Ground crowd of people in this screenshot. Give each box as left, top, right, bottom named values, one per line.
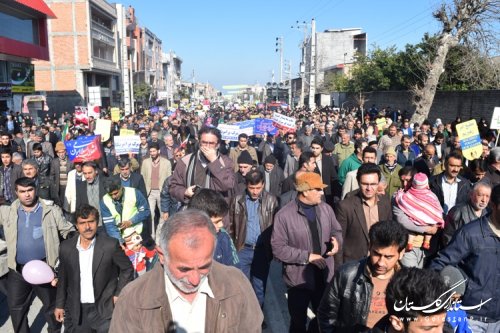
left=0, top=104, right=499, bottom=333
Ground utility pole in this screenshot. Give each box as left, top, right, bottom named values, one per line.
left=284, top=59, right=292, bottom=106
left=292, top=21, right=310, bottom=108
left=308, top=18, right=316, bottom=110
left=275, top=37, right=283, bottom=83
left=191, top=69, right=195, bottom=103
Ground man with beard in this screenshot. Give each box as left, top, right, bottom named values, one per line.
left=272, top=172, right=342, bottom=332
left=0, top=148, right=23, bottom=205
left=109, top=209, right=263, bottom=332
left=429, top=151, right=472, bottom=215
left=317, top=220, right=407, bottom=332
left=141, top=142, right=172, bottom=240
left=442, top=181, right=491, bottom=246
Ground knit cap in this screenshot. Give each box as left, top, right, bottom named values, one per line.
left=412, top=172, right=428, bottom=190
left=237, top=150, right=253, bottom=165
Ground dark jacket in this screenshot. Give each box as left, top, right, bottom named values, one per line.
left=0, top=164, right=23, bottom=203
left=442, top=201, right=490, bottom=247
left=271, top=199, right=343, bottom=289
left=160, top=176, right=179, bottom=217
left=316, top=154, right=338, bottom=197
left=112, top=172, right=147, bottom=200
left=484, top=165, right=500, bottom=187
left=429, top=173, right=472, bottom=213
left=109, top=262, right=263, bottom=333
left=258, top=165, right=285, bottom=197
left=395, top=144, right=416, bottom=166
left=75, top=174, right=107, bottom=211
left=430, top=216, right=500, bottom=321
left=229, top=191, right=278, bottom=252
left=56, top=233, right=134, bottom=324
left=335, top=192, right=392, bottom=266
left=317, top=258, right=375, bottom=333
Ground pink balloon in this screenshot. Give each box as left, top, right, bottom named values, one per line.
left=22, top=260, right=55, bottom=285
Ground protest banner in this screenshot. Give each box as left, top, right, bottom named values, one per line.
left=114, top=135, right=140, bottom=155
left=254, top=118, right=277, bottom=135
left=238, top=120, right=255, bottom=136
left=94, top=119, right=111, bottom=142
left=111, top=107, right=120, bottom=122
left=74, top=106, right=88, bottom=125
left=456, top=120, right=482, bottom=160
left=120, top=129, right=135, bottom=136
left=490, top=107, right=500, bottom=130
left=272, top=112, right=296, bottom=132
left=64, top=135, right=102, bottom=162
left=218, top=124, right=240, bottom=141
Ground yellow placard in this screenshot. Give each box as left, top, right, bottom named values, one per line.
left=144, top=110, right=149, bottom=116
left=95, top=119, right=112, bottom=142
left=120, top=129, right=135, bottom=136
left=375, top=118, right=386, bottom=131
left=111, top=108, right=121, bottom=122
left=456, top=119, right=482, bottom=160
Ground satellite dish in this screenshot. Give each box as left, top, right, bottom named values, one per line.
left=272, top=82, right=278, bottom=88
left=279, top=82, right=285, bottom=88
left=266, top=82, right=272, bottom=88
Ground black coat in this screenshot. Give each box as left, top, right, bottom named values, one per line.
left=75, top=174, right=107, bottom=211
left=55, top=233, right=133, bottom=324
left=111, top=172, right=147, bottom=199
left=429, top=173, right=471, bottom=213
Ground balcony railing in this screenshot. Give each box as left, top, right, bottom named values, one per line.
left=91, top=23, right=115, bottom=46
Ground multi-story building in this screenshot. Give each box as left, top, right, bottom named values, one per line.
left=133, top=27, right=163, bottom=108
left=303, top=26, right=367, bottom=107
left=34, top=0, right=167, bottom=113
left=34, top=0, right=122, bottom=112
left=161, top=51, right=182, bottom=106
left=0, top=0, right=55, bottom=116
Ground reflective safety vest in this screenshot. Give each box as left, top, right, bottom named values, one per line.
left=102, top=187, right=142, bottom=236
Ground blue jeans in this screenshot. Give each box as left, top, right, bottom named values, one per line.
left=238, top=246, right=270, bottom=308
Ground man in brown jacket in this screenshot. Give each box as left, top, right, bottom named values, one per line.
left=110, top=209, right=263, bottom=333
left=335, top=163, right=393, bottom=266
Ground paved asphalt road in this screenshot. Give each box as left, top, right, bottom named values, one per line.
left=0, top=261, right=301, bottom=332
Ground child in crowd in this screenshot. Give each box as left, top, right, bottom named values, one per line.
left=188, top=189, right=240, bottom=267
left=394, top=172, right=444, bottom=250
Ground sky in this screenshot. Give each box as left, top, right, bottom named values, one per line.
left=120, top=0, right=445, bottom=91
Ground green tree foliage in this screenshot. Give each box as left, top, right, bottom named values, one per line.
left=322, top=33, right=498, bottom=95
left=133, top=82, right=152, bottom=101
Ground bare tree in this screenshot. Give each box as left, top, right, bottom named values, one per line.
left=411, top=0, right=500, bottom=124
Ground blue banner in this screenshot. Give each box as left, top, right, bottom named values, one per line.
left=254, top=118, right=277, bottom=135
left=64, top=135, right=102, bottom=162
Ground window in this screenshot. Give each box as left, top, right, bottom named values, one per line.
left=0, top=10, right=39, bottom=44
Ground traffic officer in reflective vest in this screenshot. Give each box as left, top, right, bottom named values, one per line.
left=100, top=177, right=151, bottom=244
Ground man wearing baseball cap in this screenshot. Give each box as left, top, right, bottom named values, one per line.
left=272, top=172, right=343, bottom=332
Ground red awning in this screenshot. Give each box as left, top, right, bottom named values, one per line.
left=14, top=0, right=56, bottom=18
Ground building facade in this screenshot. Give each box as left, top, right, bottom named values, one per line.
left=303, top=26, right=367, bottom=108
left=34, top=0, right=122, bottom=112
left=0, top=0, right=55, bottom=116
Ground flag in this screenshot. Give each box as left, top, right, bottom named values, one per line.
left=61, top=122, right=70, bottom=142
left=64, top=135, right=102, bottom=162
left=180, top=134, right=190, bottom=149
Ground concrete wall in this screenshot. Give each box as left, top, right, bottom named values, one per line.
left=341, top=90, right=500, bottom=124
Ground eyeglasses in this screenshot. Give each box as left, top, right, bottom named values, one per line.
left=200, top=141, right=218, bottom=147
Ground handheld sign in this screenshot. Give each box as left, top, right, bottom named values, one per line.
left=456, top=120, right=482, bottom=161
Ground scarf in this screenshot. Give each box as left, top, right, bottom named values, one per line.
left=394, top=187, right=444, bottom=227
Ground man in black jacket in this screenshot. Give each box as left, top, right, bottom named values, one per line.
left=54, top=204, right=133, bottom=332
left=429, top=151, right=472, bottom=215
left=112, top=158, right=147, bottom=199
left=317, top=220, right=408, bottom=333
